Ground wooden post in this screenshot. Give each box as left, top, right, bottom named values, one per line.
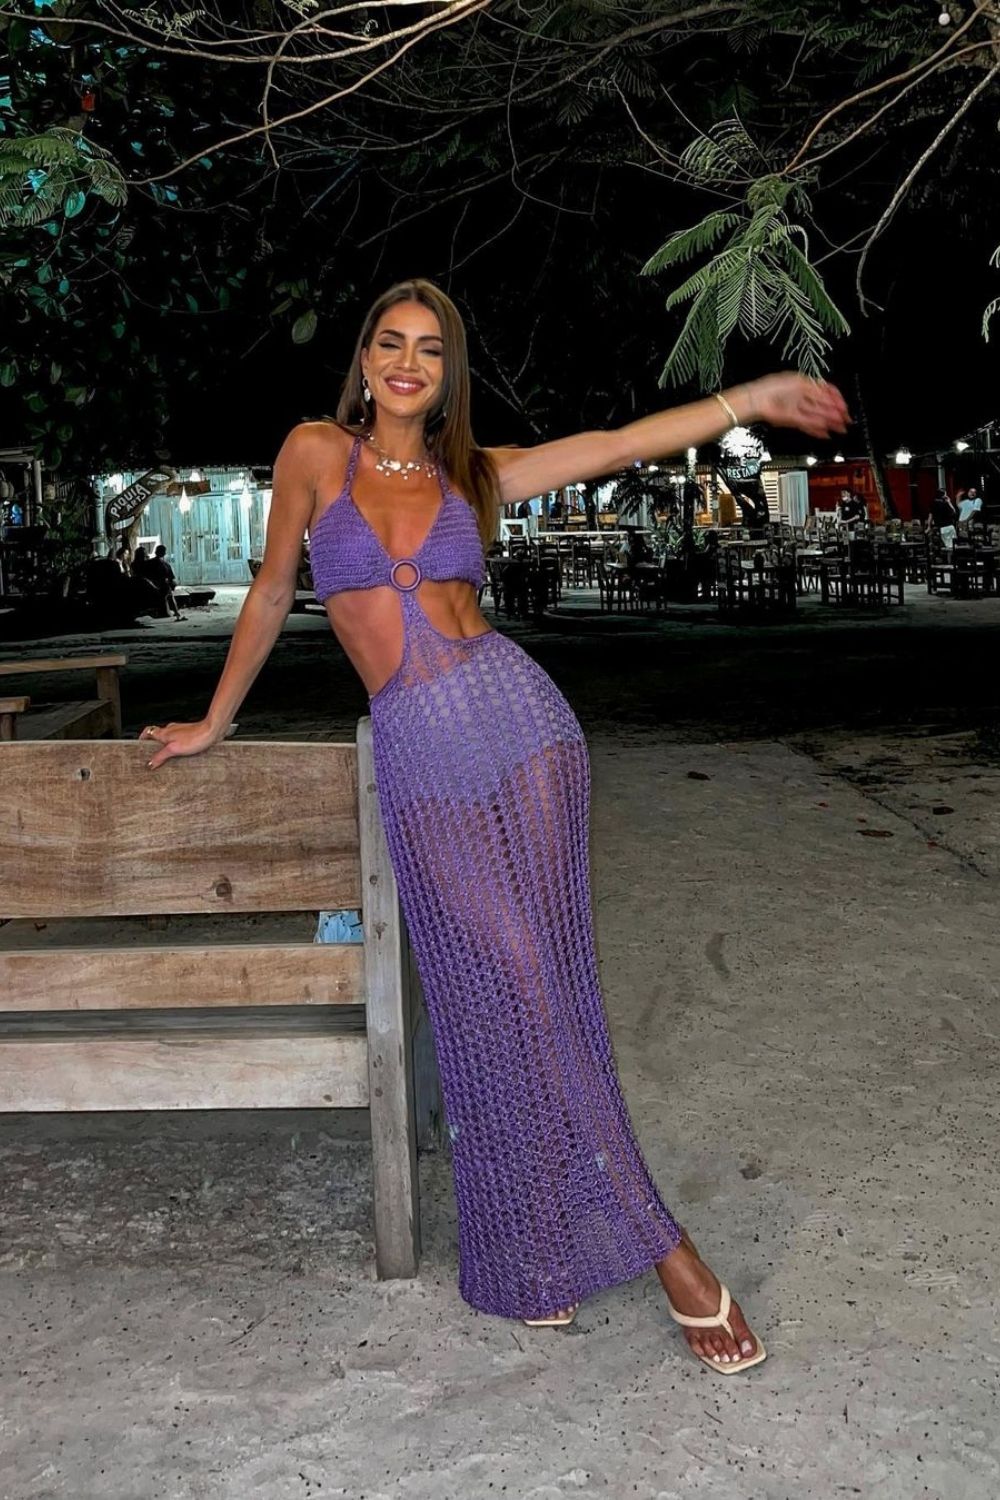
left=356, top=717, right=420, bottom=1279
left=95, top=665, right=122, bottom=736
left=0, top=696, right=28, bottom=742
left=405, top=927, right=442, bottom=1152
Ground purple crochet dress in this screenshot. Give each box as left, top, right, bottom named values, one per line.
left=311, top=436, right=681, bottom=1318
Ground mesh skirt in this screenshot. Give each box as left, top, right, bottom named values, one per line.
left=370, top=604, right=681, bottom=1318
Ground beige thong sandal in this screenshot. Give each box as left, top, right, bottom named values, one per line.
left=666, top=1283, right=767, bottom=1374
left=523, top=1304, right=578, bottom=1328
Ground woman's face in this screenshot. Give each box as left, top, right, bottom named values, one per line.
left=361, top=300, right=444, bottom=422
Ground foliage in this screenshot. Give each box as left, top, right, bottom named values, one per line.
left=1, top=0, right=997, bottom=480
left=643, top=150, right=850, bottom=388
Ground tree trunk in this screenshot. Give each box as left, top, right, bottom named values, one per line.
left=854, top=374, right=897, bottom=519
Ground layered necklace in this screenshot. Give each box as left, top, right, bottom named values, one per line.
left=365, top=432, right=435, bottom=481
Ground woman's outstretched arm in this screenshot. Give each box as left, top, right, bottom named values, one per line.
left=487, top=373, right=849, bottom=506
left=145, top=423, right=327, bottom=771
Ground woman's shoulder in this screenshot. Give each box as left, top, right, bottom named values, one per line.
left=275, top=422, right=358, bottom=490
left=281, top=419, right=356, bottom=460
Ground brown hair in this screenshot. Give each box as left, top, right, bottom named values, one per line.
left=335, top=279, right=499, bottom=546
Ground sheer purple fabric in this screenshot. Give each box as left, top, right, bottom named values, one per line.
left=312, top=437, right=681, bottom=1318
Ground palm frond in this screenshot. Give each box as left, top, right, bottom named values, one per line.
left=644, top=149, right=850, bottom=389
left=0, top=128, right=126, bottom=229
left=640, top=211, right=741, bottom=275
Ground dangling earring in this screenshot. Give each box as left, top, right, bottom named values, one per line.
left=362, top=377, right=372, bottom=404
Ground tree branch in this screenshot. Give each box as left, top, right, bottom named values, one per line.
left=856, top=60, right=1000, bottom=313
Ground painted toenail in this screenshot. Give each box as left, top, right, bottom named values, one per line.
left=713, top=1354, right=721, bottom=1362
left=721, top=1353, right=730, bottom=1363
left=741, top=1339, right=754, bottom=1354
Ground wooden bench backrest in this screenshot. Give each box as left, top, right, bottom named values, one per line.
left=0, top=739, right=360, bottom=919
left=0, top=730, right=426, bottom=1276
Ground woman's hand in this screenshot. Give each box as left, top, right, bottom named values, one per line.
left=141, top=719, right=226, bottom=771
left=742, top=373, right=850, bottom=438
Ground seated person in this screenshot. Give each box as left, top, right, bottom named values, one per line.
left=143, top=544, right=184, bottom=620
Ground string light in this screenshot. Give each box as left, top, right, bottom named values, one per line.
left=178, top=486, right=192, bottom=514
left=805, top=455, right=818, bottom=467
left=895, top=447, right=912, bottom=465
left=955, top=439, right=970, bottom=452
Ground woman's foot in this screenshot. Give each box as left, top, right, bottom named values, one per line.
left=523, top=1303, right=578, bottom=1328
left=655, top=1230, right=760, bottom=1367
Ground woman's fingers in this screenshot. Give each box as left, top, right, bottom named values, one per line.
left=146, top=741, right=175, bottom=771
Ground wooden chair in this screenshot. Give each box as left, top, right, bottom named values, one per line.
left=0, top=653, right=125, bottom=740
left=0, top=725, right=435, bottom=1279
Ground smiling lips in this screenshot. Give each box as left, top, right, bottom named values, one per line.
left=383, top=377, right=425, bottom=395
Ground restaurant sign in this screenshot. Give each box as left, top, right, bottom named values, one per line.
left=104, top=468, right=177, bottom=539
left=718, top=457, right=762, bottom=484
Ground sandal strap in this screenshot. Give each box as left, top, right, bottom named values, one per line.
left=666, top=1283, right=735, bottom=1338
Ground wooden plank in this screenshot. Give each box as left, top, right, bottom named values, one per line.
left=0, top=740, right=361, bottom=917
left=16, top=700, right=115, bottom=742
left=0, top=1032, right=369, bottom=1112
left=357, top=716, right=420, bottom=1279
left=0, top=653, right=128, bottom=677
left=0, top=943, right=365, bottom=1011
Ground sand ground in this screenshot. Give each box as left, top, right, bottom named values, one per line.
left=2, top=586, right=999, bottom=1499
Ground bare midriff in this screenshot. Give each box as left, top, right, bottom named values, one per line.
left=325, top=578, right=494, bottom=698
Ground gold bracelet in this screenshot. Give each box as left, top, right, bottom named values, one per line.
left=713, top=391, right=740, bottom=429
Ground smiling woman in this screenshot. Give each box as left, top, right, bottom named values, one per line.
left=142, top=277, right=845, bottom=1370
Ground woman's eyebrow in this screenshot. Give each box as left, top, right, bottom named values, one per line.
left=378, top=327, right=443, bottom=342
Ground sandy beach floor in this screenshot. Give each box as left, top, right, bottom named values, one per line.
left=2, top=586, right=999, bottom=1498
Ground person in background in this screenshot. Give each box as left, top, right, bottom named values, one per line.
left=930, top=489, right=959, bottom=550
left=837, top=489, right=865, bottom=534
left=549, top=493, right=564, bottom=521
left=114, top=542, right=132, bottom=575
left=836, top=489, right=853, bottom=531
left=145, top=543, right=184, bottom=620
left=958, top=487, right=983, bottom=526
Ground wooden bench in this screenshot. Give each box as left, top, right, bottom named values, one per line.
left=0, top=722, right=437, bottom=1278
left=0, top=695, right=30, bottom=741
left=0, top=652, right=126, bottom=740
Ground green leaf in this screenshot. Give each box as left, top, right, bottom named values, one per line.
left=185, top=292, right=199, bottom=313
left=291, top=309, right=317, bottom=344
left=0, top=362, right=17, bottom=388
left=63, top=190, right=86, bottom=219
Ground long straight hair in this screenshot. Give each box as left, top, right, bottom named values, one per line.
left=335, top=279, right=499, bottom=546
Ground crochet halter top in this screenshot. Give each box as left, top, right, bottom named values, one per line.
left=310, top=435, right=486, bottom=603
